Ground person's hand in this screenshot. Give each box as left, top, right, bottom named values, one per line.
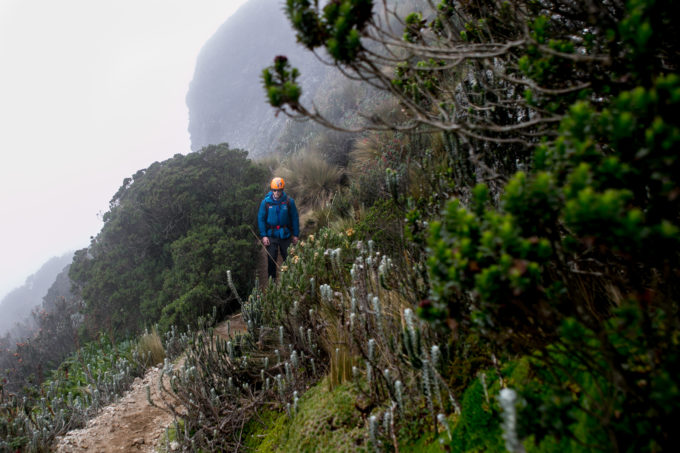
left=262, top=237, right=270, bottom=246
left=292, top=236, right=299, bottom=245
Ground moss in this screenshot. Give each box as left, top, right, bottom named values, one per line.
left=401, top=431, right=450, bottom=453
left=449, top=371, right=504, bottom=452
left=247, top=410, right=290, bottom=453
left=248, top=377, right=368, bottom=453
left=444, top=357, right=571, bottom=453
left=400, top=414, right=453, bottom=453
left=504, top=356, right=531, bottom=386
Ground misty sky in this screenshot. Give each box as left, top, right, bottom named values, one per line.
left=0, top=0, right=250, bottom=300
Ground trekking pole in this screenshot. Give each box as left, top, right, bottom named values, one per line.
left=248, top=226, right=280, bottom=272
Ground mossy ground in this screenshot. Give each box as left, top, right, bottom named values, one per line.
left=243, top=375, right=458, bottom=453
left=244, top=378, right=369, bottom=452
left=400, top=432, right=450, bottom=453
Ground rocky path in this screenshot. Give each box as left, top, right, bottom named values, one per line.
left=54, top=314, right=246, bottom=452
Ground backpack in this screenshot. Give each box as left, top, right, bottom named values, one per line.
left=265, top=199, right=292, bottom=235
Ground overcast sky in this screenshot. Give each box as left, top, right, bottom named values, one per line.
left=0, top=0, right=250, bottom=300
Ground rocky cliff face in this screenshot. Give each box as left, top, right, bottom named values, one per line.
left=186, top=0, right=331, bottom=157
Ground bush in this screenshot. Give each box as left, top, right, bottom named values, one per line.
left=70, top=144, right=267, bottom=338
left=425, top=61, right=680, bottom=453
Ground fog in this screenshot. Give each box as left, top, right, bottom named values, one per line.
left=0, top=0, right=250, bottom=301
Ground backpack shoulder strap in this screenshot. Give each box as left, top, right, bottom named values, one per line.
left=265, top=199, right=291, bottom=233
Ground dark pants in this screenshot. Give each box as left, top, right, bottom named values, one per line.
left=266, top=237, right=292, bottom=280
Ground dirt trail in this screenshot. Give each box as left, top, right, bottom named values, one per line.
left=54, top=313, right=246, bottom=452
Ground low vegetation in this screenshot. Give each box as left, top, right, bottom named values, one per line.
left=0, top=328, right=188, bottom=451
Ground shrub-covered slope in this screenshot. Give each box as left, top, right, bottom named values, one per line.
left=69, top=144, right=268, bottom=338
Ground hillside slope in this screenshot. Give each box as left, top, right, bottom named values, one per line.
left=0, top=252, right=73, bottom=336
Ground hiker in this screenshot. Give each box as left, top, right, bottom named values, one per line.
left=258, top=177, right=300, bottom=280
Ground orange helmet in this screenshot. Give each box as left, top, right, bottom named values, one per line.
left=270, top=177, right=285, bottom=190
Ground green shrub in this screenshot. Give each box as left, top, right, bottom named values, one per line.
left=425, top=69, right=680, bottom=453
left=70, top=145, right=267, bottom=338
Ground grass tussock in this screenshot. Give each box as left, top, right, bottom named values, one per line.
left=328, top=207, right=363, bottom=236
left=275, top=148, right=344, bottom=211
left=255, top=152, right=284, bottom=175
left=137, top=327, right=165, bottom=366
left=348, top=133, right=383, bottom=178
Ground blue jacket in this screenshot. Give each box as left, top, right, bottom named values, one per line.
left=258, top=191, right=300, bottom=239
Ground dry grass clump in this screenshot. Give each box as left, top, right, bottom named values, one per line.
left=275, top=148, right=344, bottom=210
left=137, top=327, right=165, bottom=366
left=254, top=152, right=283, bottom=174
left=306, top=129, right=355, bottom=166
left=348, top=133, right=383, bottom=178
left=350, top=128, right=442, bottom=203
left=328, top=208, right=362, bottom=235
